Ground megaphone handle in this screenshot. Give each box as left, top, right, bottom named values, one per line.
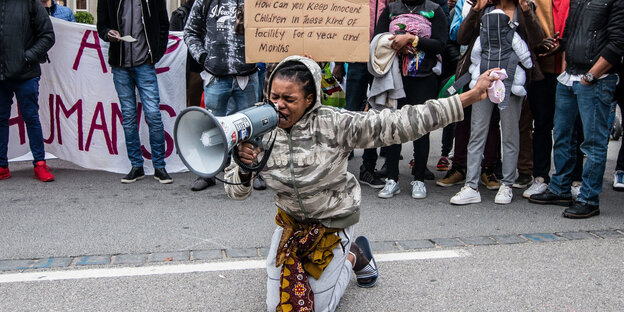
left=231, top=133, right=277, bottom=176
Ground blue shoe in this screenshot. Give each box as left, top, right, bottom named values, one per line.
left=354, top=236, right=378, bottom=288
left=614, top=170, right=624, bottom=191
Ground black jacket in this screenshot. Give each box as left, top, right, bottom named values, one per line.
left=97, top=0, right=170, bottom=67
left=562, top=0, right=624, bottom=75
left=0, top=0, right=55, bottom=81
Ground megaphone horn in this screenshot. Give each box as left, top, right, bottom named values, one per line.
left=173, top=103, right=279, bottom=178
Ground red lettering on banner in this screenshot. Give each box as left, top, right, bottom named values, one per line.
left=55, top=95, right=84, bottom=150
left=8, top=109, right=26, bottom=145
left=155, top=35, right=182, bottom=75
left=110, top=102, right=122, bottom=155
left=73, top=30, right=108, bottom=74
left=44, top=94, right=55, bottom=144
left=139, top=103, right=177, bottom=159
left=85, top=102, right=114, bottom=154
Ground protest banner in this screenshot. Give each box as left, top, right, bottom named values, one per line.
left=244, top=0, right=370, bottom=62
left=7, top=18, right=188, bottom=174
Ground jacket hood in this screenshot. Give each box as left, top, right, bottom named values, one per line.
left=267, top=55, right=323, bottom=123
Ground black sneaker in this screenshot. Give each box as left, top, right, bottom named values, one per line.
left=529, top=189, right=573, bottom=206
left=359, top=165, right=385, bottom=189
left=191, top=176, right=215, bottom=191
left=513, top=173, right=533, bottom=189
left=253, top=173, right=267, bottom=190
left=154, top=167, right=173, bottom=184
left=121, top=167, right=144, bottom=184
left=562, top=201, right=600, bottom=219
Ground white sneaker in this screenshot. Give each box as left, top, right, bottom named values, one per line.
left=495, top=184, right=513, bottom=204
left=450, top=186, right=481, bottom=205
left=522, top=177, right=548, bottom=198
left=378, top=179, right=400, bottom=198
left=411, top=181, right=427, bottom=199
left=571, top=181, right=582, bottom=199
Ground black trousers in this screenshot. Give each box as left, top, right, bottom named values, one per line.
left=385, top=75, right=438, bottom=182
left=616, top=77, right=624, bottom=171
left=527, top=74, right=557, bottom=182
left=345, top=62, right=381, bottom=168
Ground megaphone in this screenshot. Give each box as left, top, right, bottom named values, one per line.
left=173, top=103, right=279, bottom=178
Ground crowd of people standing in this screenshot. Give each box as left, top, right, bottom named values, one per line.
left=1, top=0, right=623, bottom=214
left=2, top=0, right=624, bottom=311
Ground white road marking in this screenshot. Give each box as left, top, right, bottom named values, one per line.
left=0, top=249, right=469, bottom=284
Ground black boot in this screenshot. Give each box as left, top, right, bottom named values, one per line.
left=562, top=201, right=600, bottom=219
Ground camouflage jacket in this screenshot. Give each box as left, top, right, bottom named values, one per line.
left=225, top=56, right=463, bottom=229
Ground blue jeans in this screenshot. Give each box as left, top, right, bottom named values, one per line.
left=112, top=64, right=166, bottom=168
left=204, top=74, right=259, bottom=117
left=550, top=75, right=618, bottom=205
left=0, top=77, right=45, bottom=167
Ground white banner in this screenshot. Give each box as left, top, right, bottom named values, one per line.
left=8, top=18, right=188, bottom=174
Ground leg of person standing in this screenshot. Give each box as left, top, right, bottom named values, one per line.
left=346, top=62, right=383, bottom=188
left=529, top=81, right=577, bottom=206
left=496, top=95, right=523, bottom=204
left=514, top=98, right=533, bottom=188
left=408, top=75, right=438, bottom=199
left=563, top=75, right=618, bottom=218
left=0, top=81, right=12, bottom=178
left=450, top=98, right=493, bottom=205
left=613, top=86, right=624, bottom=191
left=231, top=73, right=267, bottom=191
left=189, top=76, right=232, bottom=191
left=524, top=74, right=557, bottom=198
left=134, top=63, right=171, bottom=184
left=114, top=67, right=147, bottom=183
left=0, top=77, right=53, bottom=181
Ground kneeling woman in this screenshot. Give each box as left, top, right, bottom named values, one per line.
left=224, top=55, right=497, bottom=312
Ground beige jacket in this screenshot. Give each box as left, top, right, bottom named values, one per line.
left=225, top=56, right=464, bottom=229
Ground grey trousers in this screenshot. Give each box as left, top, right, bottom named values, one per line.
left=466, top=95, right=523, bottom=188
left=266, top=225, right=354, bottom=312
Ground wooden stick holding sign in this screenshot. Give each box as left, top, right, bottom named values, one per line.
left=244, top=0, right=370, bottom=63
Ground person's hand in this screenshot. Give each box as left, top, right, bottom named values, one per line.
left=447, top=0, right=458, bottom=10
left=468, top=0, right=488, bottom=11
left=389, top=34, right=415, bottom=51
left=332, top=63, right=345, bottom=82
left=107, top=30, right=121, bottom=42
left=237, top=142, right=260, bottom=165
left=399, top=45, right=415, bottom=55
left=459, top=68, right=501, bottom=106
left=580, top=76, right=592, bottom=86
left=536, top=32, right=561, bottom=57
left=473, top=68, right=500, bottom=100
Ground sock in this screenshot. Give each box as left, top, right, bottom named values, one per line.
left=350, top=243, right=370, bottom=272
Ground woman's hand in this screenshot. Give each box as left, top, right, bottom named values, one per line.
left=389, top=34, right=415, bottom=51
left=468, top=0, right=489, bottom=11
left=459, top=68, right=501, bottom=107
left=536, top=32, right=561, bottom=57
left=237, top=142, right=260, bottom=165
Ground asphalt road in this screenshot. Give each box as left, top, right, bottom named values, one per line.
left=1, top=129, right=623, bottom=311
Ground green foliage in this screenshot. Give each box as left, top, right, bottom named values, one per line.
left=74, top=11, right=94, bottom=25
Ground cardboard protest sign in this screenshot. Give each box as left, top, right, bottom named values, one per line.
left=245, top=0, right=370, bottom=62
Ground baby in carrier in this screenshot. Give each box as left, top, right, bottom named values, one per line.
left=468, top=8, right=532, bottom=109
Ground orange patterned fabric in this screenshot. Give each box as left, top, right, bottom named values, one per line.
left=274, top=210, right=342, bottom=312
